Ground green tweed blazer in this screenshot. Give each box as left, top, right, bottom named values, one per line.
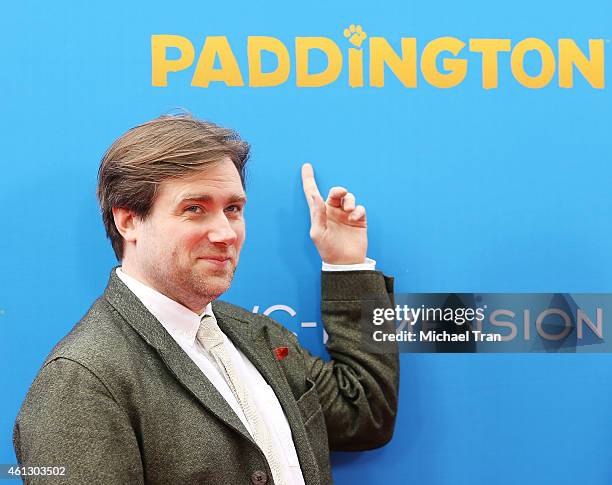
left=13, top=269, right=398, bottom=484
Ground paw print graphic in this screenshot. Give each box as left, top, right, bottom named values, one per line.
left=343, top=24, right=367, bottom=48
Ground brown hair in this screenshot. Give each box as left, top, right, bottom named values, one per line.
left=97, top=113, right=250, bottom=260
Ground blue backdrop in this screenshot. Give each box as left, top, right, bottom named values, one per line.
left=1, top=1, right=611, bottom=483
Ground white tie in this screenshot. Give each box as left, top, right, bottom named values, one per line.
left=196, top=314, right=289, bottom=485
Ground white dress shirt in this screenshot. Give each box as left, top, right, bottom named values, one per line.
left=116, top=258, right=375, bottom=484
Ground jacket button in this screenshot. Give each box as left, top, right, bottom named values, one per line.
left=251, top=470, right=268, bottom=484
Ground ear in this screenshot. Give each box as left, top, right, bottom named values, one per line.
left=112, top=207, right=140, bottom=244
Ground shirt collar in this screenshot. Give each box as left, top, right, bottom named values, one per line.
left=115, top=267, right=213, bottom=345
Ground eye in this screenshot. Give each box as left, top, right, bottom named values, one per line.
left=185, top=205, right=203, bottom=214
left=225, top=205, right=243, bottom=214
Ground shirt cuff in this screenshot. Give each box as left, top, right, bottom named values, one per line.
left=322, top=257, right=376, bottom=272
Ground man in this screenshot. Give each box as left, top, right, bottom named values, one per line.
left=13, top=114, right=399, bottom=484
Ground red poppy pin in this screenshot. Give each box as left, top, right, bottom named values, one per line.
left=274, top=346, right=289, bottom=361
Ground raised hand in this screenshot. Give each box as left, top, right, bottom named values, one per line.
left=301, top=163, right=368, bottom=265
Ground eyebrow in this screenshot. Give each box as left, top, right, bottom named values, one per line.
left=177, top=193, right=247, bottom=205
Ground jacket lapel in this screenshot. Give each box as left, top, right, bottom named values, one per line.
left=102, top=269, right=253, bottom=444
left=213, top=303, right=321, bottom=485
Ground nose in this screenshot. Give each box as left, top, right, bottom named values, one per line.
left=207, top=212, right=237, bottom=246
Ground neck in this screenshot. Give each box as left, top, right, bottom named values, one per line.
left=119, top=261, right=210, bottom=315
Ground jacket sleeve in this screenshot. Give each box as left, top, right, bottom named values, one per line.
left=13, top=357, right=144, bottom=484
left=299, top=270, right=399, bottom=451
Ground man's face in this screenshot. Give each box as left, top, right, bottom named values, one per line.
left=131, top=157, right=246, bottom=312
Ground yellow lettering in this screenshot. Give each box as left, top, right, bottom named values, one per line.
left=369, top=37, right=417, bottom=88
left=511, top=38, right=555, bottom=88
left=421, top=37, right=467, bottom=88
left=348, top=48, right=364, bottom=87
left=247, top=36, right=290, bottom=87
left=295, top=37, right=342, bottom=87
left=469, top=39, right=511, bottom=89
left=192, top=36, right=244, bottom=87
left=558, top=39, right=605, bottom=88
left=151, top=35, right=195, bottom=87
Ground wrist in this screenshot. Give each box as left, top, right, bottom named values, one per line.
left=322, top=257, right=376, bottom=272
left=323, top=258, right=366, bottom=265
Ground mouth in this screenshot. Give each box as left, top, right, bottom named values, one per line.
left=197, top=256, right=232, bottom=266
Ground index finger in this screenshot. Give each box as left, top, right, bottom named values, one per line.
left=301, top=163, right=323, bottom=202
